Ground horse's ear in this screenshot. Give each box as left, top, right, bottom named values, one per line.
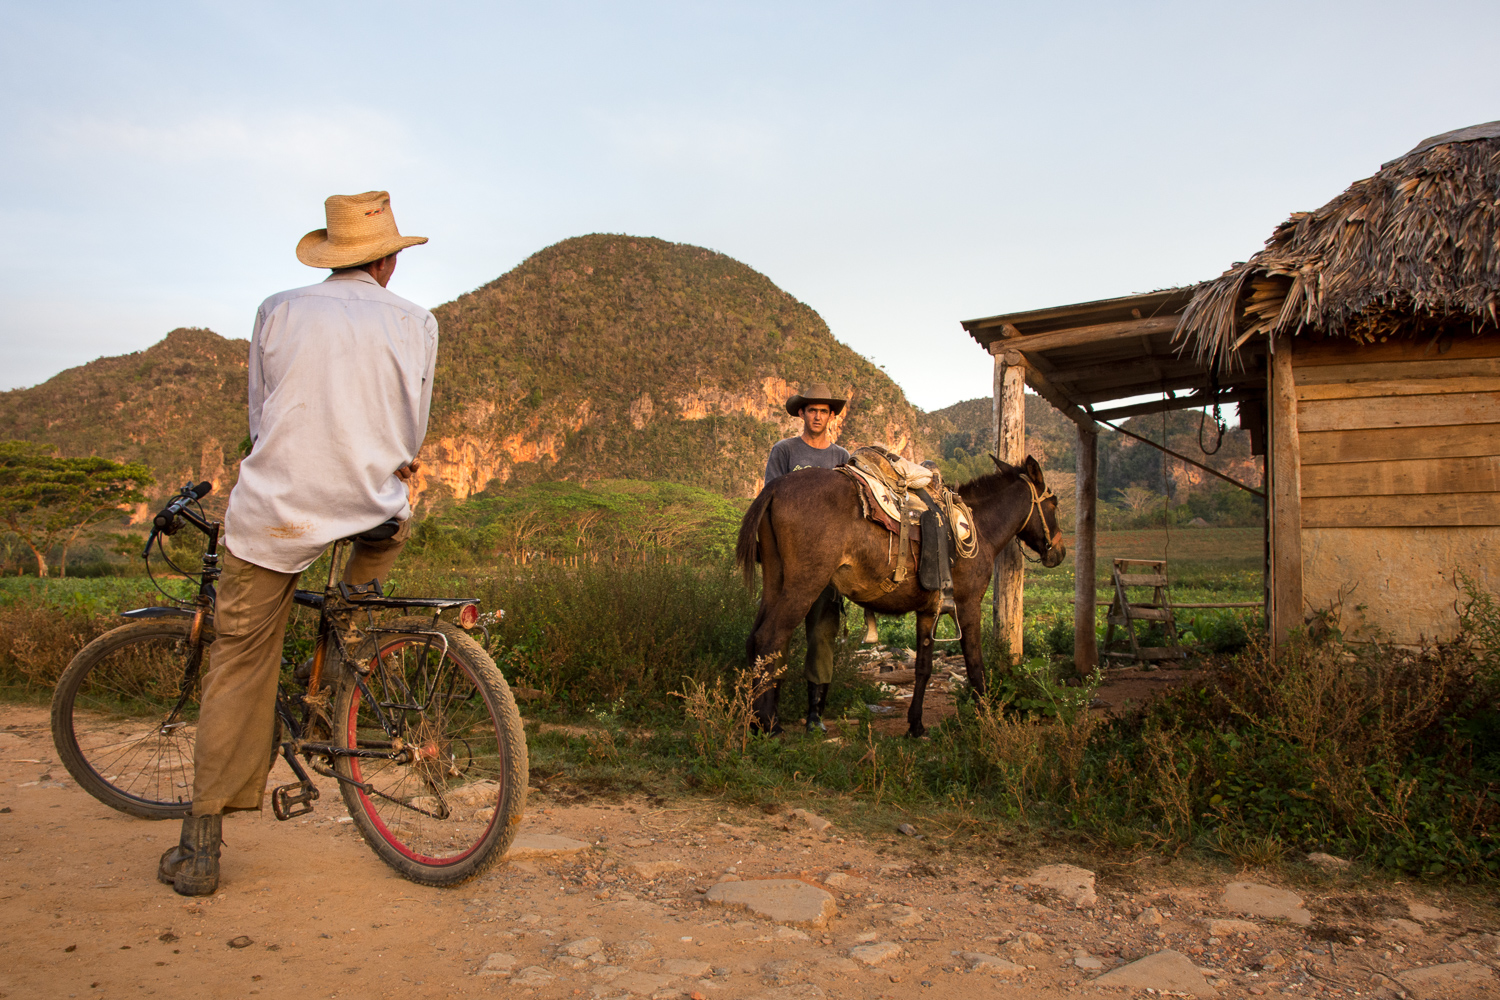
left=989, top=453, right=1003, bottom=471
left=1024, top=455, right=1045, bottom=485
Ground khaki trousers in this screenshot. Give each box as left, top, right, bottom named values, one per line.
left=191, top=521, right=409, bottom=816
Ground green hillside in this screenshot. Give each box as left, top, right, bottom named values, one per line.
left=423, top=234, right=935, bottom=499
left=0, top=327, right=249, bottom=515
left=0, top=235, right=938, bottom=511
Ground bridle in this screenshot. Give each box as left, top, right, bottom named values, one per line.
left=1017, top=474, right=1057, bottom=564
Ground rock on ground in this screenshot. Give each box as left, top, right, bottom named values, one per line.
left=477, top=952, right=516, bottom=976
left=1387, top=917, right=1426, bottom=938
left=1305, top=851, right=1351, bottom=870
left=1094, top=949, right=1219, bottom=998
left=704, top=879, right=838, bottom=928
left=561, top=936, right=603, bottom=957
left=1408, top=902, right=1456, bottom=923
left=606, top=970, right=676, bottom=995
left=849, top=942, right=903, bottom=966
left=1397, top=961, right=1496, bottom=991
left=1022, top=864, right=1097, bottom=908
left=664, top=958, right=712, bottom=976
left=955, top=951, right=1024, bottom=974
left=790, top=808, right=832, bottom=832
left=628, top=860, right=685, bottom=879
left=1221, top=881, right=1312, bottom=926
left=822, top=871, right=870, bottom=892
left=511, top=966, right=555, bottom=986
left=505, top=833, right=592, bottom=860
left=886, top=904, right=923, bottom=927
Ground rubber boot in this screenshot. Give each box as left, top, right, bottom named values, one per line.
left=157, top=814, right=222, bottom=897
left=805, top=682, right=827, bottom=734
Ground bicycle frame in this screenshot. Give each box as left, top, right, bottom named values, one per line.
left=135, top=484, right=485, bottom=822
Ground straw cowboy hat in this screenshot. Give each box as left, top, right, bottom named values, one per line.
left=784, top=381, right=847, bottom=417
left=295, top=191, right=428, bottom=269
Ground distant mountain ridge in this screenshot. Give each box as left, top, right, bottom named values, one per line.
left=0, top=235, right=940, bottom=511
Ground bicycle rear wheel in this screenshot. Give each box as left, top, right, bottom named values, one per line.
left=51, top=618, right=207, bottom=819
left=333, top=617, right=527, bottom=886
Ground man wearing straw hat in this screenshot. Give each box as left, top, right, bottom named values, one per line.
left=157, top=191, right=436, bottom=896
left=762, top=382, right=849, bottom=734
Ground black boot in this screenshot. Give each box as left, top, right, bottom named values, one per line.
left=806, top=682, right=827, bottom=734
left=157, top=814, right=222, bottom=897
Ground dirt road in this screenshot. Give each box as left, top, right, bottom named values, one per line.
left=2, top=705, right=1496, bottom=1000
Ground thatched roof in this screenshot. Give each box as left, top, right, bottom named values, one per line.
left=1176, top=121, right=1500, bottom=366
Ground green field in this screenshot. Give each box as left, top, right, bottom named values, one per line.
left=7, top=524, right=1497, bottom=882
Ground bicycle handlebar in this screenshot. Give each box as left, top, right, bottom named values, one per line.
left=152, top=481, right=213, bottom=532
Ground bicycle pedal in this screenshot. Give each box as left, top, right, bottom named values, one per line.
left=271, top=781, right=320, bottom=820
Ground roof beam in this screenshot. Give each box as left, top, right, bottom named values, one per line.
left=990, top=349, right=1098, bottom=433
left=1089, top=387, right=1262, bottom=422
left=984, top=314, right=1180, bottom=354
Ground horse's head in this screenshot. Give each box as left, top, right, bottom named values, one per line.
left=1015, top=455, right=1066, bottom=568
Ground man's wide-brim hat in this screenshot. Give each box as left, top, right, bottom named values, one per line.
left=785, top=381, right=847, bottom=417
left=295, top=191, right=428, bottom=269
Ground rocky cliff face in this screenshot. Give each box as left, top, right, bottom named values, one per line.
left=1, top=235, right=938, bottom=506
left=414, top=234, right=935, bottom=501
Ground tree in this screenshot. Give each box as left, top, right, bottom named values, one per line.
left=1115, top=485, right=1164, bottom=517
left=0, top=441, right=154, bottom=577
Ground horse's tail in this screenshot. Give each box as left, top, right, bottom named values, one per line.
left=736, top=486, right=776, bottom=588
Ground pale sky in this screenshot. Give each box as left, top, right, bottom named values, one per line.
left=2, top=1, right=1496, bottom=411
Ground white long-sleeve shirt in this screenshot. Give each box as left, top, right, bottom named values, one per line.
left=224, top=269, right=438, bottom=573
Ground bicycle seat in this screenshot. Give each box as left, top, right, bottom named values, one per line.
left=345, top=518, right=401, bottom=543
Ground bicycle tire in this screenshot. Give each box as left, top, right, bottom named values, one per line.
left=332, top=617, right=527, bottom=886
left=51, top=618, right=209, bottom=820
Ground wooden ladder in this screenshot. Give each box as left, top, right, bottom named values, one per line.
left=1103, top=558, right=1187, bottom=665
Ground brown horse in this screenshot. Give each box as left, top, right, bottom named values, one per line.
left=735, top=456, right=1066, bottom=737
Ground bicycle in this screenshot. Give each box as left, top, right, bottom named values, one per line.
left=50, top=481, right=528, bottom=886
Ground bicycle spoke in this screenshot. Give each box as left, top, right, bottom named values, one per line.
left=335, top=619, right=522, bottom=881
left=54, top=621, right=201, bottom=816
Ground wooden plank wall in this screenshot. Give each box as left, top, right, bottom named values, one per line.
left=1293, top=336, right=1500, bottom=642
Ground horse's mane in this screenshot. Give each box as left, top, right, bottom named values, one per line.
left=954, top=464, right=1023, bottom=501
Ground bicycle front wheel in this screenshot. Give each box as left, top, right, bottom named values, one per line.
left=51, top=618, right=207, bottom=819
left=333, top=617, right=527, bottom=886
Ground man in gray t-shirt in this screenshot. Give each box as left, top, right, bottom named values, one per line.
left=763, top=381, right=850, bottom=733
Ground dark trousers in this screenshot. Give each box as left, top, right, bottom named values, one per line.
left=795, top=584, right=840, bottom=685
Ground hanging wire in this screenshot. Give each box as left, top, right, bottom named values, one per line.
left=1199, top=362, right=1226, bottom=456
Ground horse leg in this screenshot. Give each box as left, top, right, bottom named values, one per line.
left=958, top=598, right=986, bottom=697
left=906, top=608, right=938, bottom=738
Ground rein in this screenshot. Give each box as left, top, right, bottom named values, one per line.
left=1016, top=474, right=1056, bottom=564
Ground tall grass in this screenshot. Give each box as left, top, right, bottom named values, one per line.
left=6, top=542, right=1498, bottom=881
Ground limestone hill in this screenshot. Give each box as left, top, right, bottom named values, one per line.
left=0, top=235, right=938, bottom=509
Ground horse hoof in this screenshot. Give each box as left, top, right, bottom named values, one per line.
left=904, top=727, right=925, bottom=740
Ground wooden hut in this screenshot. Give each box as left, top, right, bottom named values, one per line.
left=1176, top=120, right=1500, bottom=646
left=963, top=121, right=1500, bottom=658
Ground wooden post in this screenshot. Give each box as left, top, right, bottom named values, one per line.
left=1074, top=425, right=1098, bottom=670
left=1268, top=336, right=1304, bottom=648
left=993, top=350, right=1026, bottom=662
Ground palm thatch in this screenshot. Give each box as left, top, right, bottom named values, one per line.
left=1176, top=121, right=1500, bottom=367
